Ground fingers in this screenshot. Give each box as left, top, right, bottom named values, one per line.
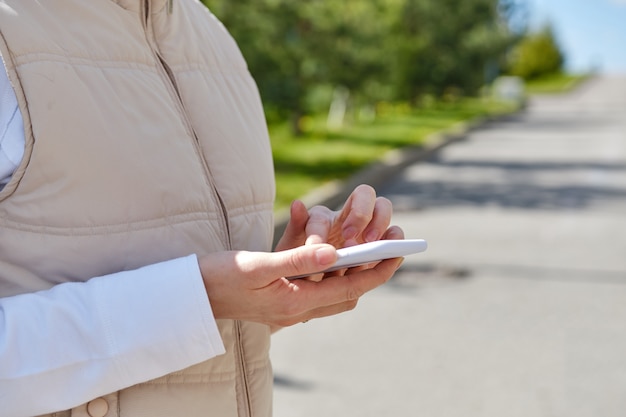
left=285, top=185, right=397, bottom=251
left=338, top=184, right=376, bottom=245
left=283, top=256, right=403, bottom=325
left=304, top=205, right=334, bottom=245
left=362, top=196, right=393, bottom=242
left=305, top=185, right=378, bottom=247
left=301, top=256, right=401, bottom=306
left=382, top=225, right=405, bottom=240
left=285, top=299, right=360, bottom=325
left=338, top=184, right=393, bottom=246
left=305, top=184, right=394, bottom=248
left=274, top=200, right=310, bottom=252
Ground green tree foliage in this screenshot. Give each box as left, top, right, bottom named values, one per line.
left=201, top=0, right=525, bottom=129
left=390, top=0, right=519, bottom=101
left=202, top=0, right=391, bottom=131
left=202, top=0, right=309, bottom=126
left=506, top=25, right=564, bottom=80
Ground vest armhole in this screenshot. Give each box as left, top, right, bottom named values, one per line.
left=0, top=30, right=34, bottom=201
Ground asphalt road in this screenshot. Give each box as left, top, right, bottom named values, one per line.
left=271, top=76, right=626, bottom=417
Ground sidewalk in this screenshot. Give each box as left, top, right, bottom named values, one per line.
left=270, top=76, right=626, bottom=417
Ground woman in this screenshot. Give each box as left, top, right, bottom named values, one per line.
left=0, top=1, right=404, bottom=416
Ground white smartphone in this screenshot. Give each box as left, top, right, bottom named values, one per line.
left=287, top=239, right=427, bottom=279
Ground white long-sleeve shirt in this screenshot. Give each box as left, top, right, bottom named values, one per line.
left=0, top=57, right=225, bottom=417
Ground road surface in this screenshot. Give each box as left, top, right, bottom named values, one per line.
left=271, top=76, right=626, bottom=417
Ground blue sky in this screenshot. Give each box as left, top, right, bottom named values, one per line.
left=527, top=0, right=626, bottom=74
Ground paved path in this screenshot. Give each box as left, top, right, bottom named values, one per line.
left=271, top=76, right=626, bottom=417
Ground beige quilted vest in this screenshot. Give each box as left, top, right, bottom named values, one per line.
left=0, top=0, right=275, bottom=416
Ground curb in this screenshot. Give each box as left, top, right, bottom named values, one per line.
left=272, top=113, right=510, bottom=246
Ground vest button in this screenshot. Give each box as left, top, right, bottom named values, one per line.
left=86, top=397, right=109, bottom=417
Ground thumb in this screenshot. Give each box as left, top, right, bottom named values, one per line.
left=250, top=244, right=338, bottom=281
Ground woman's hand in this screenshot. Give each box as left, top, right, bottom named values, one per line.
left=198, top=243, right=403, bottom=327
left=275, top=184, right=402, bottom=251
left=275, top=184, right=404, bottom=282
left=198, top=184, right=405, bottom=328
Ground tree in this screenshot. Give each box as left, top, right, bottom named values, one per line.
left=201, top=0, right=525, bottom=125
left=506, top=24, right=564, bottom=80
left=390, top=0, right=520, bottom=102
left=203, top=0, right=391, bottom=134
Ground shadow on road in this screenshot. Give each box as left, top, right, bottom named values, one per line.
left=386, top=155, right=626, bottom=211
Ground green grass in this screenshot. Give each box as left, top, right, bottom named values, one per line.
left=270, top=97, right=518, bottom=210
left=524, top=72, right=589, bottom=95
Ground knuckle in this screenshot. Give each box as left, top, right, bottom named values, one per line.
left=309, top=215, right=332, bottom=228
left=351, top=207, right=373, bottom=223
left=309, top=205, right=332, bottom=219
left=286, top=251, right=304, bottom=272
left=306, top=207, right=333, bottom=229
left=346, top=285, right=364, bottom=301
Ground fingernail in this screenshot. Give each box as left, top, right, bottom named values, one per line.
left=315, top=246, right=336, bottom=266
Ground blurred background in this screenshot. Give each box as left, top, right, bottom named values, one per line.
left=202, top=0, right=624, bottom=210
left=201, top=1, right=626, bottom=416
left=528, top=0, right=626, bottom=75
